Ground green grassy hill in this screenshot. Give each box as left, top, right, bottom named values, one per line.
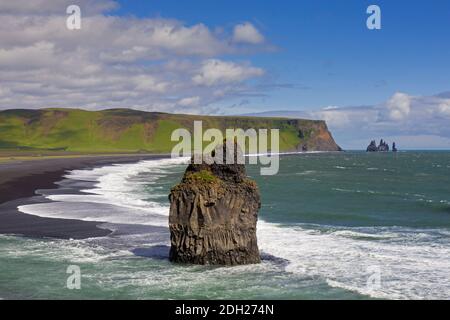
left=0, top=108, right=341, bottom=153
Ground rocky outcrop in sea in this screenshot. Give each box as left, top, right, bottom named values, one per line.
left=168, top=142, right=261, bottom=265
left=367, top=139, right=397, bottom=152
left=392, top=142, right=398, bottom=152
left=366, top=140, right=378, bottom=152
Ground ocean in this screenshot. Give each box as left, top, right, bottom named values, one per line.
left=0, top=151, right=449, bottom=299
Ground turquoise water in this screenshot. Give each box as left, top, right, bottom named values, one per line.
left=1, top=152, right=449, bottom=299
left=257, top=152, right=450, bottom=228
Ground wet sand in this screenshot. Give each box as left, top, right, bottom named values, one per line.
left=0, top=154, right=169, bottom=239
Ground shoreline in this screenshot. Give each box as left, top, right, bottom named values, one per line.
left=0, top=154, right=170, bottom=239
left=0, top=151, right=337, bottom=240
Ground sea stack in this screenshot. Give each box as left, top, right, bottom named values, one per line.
left=366, top=139, right=393, bottom=152
left=366, top=140, right=378, bottom=152
left=392, top=142, right=398, bottom=152
left=168, top=142, right=261, bottom=265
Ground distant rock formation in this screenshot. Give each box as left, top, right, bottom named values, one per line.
left=392, top=142, right=398, bottom=152
left=366, top=139, right=397, bottom=152
left=377, top=139, right=390, bottom=152
left=168, top=142, right=261, bottom=265
left=366, top=140, right=378, bottom=152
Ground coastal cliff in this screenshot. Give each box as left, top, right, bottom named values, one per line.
left=292, top=120, right=342, bottom=152
left=0, top=109, right=341, bottom=153
left=168, top=143, right=261, bottom=265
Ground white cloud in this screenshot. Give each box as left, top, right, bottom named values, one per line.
left=0, top=41, right=56, bottom=69
left=386, top=92, right=411, bottom=121
left=307, top=92, right=450, bottom=149
left=0, top=15, right=230, bottom=59
left=233, top=22, right=265, bottom=44
left=178, top=96, right=200, bottom=107
left=312, top=109, right=351, bottom=128
left=256, top=91, right=450, bottom=149
left=132, top=75, right=169, bottom=93
left=438, top=101, right=450, bottom=116
left=192, top=59, right=264, bottom=86
left=0, top=0, right=269, bottom=113
left=0, top=0, right=118, bottom=15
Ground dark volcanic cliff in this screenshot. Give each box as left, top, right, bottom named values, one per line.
left=168, top=143, right=261, bottom=265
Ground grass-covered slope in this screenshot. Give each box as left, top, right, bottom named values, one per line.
left=0, top=108, right=341, bottom=153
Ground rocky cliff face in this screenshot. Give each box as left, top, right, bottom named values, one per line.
left=168, top=143, right=261, bottom=265
left=292, top=120, right=342, bottom=152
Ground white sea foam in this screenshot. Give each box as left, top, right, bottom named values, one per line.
left=16, top=156, right=450, bottom=299
left=257, top=221, right=450, bottom=299
left=295, top=170, right=317, bottom=176
left=18, top=157, right=189, bottom=227
left=0, top=233, right=136, bottom=263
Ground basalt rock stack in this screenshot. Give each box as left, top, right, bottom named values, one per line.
left=366, top=139, right=396, bottom=152
left=168, top=142, right=261, bottom=265
left=366, top=140, right=378, bottom=152
left=392, top=142, right=398, bottom=152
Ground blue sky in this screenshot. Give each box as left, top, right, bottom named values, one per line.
left=1, top=0, right=450, bottom=149
left=115, top=0, right=450, bottom=111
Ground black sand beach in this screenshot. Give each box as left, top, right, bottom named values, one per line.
left=0, top=155, right=169, bottom=239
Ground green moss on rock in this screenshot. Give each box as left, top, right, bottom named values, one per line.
left=184, top=170, right=218, bottom=183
